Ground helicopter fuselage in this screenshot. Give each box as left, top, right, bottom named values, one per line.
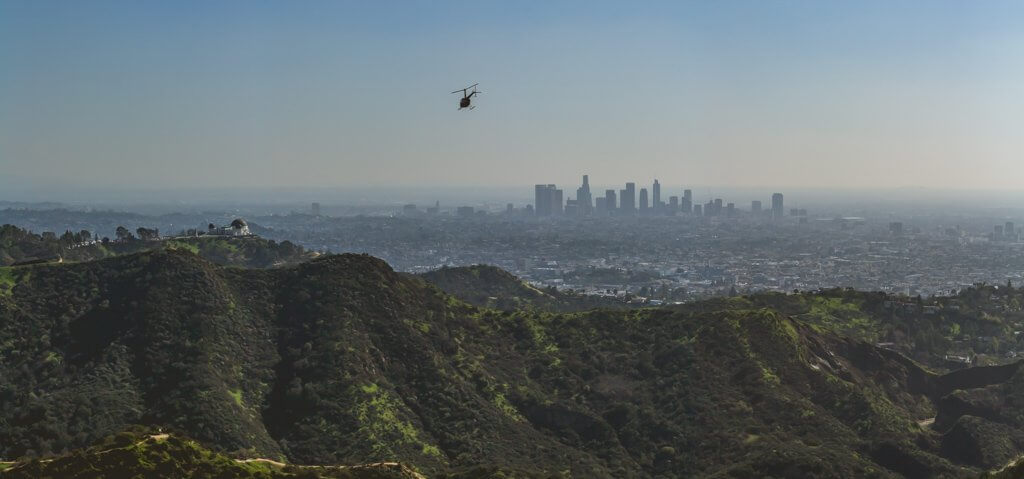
left=453, top=84, right=479, bottom=110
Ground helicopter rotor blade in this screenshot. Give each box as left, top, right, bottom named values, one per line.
left=451, top=83, right=478, bottom=94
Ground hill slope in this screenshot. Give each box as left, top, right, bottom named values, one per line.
left=418, top=264, right=629, bottom=312
left=0, top=250, right=1020, bottom=477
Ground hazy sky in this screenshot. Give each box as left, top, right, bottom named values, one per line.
left=2, top=1, right=1023, bottom=192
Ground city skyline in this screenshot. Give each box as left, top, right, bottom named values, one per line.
left=531, top=175, right=785, bottom=218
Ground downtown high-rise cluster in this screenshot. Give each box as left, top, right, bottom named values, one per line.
left=535, top=176, right=790, bottom=219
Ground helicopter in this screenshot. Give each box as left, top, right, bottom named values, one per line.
left=452, top=83, right=480, bottom=110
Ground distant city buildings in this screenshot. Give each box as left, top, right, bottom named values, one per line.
left=311, top=202, right=321, bottom=216
left=772, top=193, right=784, bottom=219
left=621, top=182, right=636, bottom=214
left=576, top=175, right=593, bottom=216
left=529, top=176, right=795, bottom=222
left=991, top=222, right=1021, bottom=242
left=534, top=184, right=563, bottom=217
left=652, top=179, right=662, bottom=212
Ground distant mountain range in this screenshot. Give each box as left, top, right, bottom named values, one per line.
left=1, top=249, right=1024, bottom=477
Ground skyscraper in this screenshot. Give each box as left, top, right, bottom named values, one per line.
left=652, top=179, right=661, bottom=212
left=535, top=184, right=558, bottom=216
left=535, top=184, right=549, bottom=216
left=771, top=193, right=784, bottom=219
left=576, top=175, right=593, bottom=216
left=553, top=188, right=564, bottom=215
left=620, top=182, right=636, bottom=214
left=605, top=189, right=617, bottom=212
left=692, top=204, right=703, bottom=216
left=564, top=199, right=578, bottom=216
left=639, top=188, right=649, bottom=214
left=751, top=200, right=761, bottom=213
left=668, top=196, right=679, bottom=214
left=682, top=189, right=693, bottom=214
left=705, top=200, right=715, bottom=216
left=1006, top=222, right=1016, bottom=240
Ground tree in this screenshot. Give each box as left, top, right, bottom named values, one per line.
left=136, top=227, right=159, bottom=241
left=278, top=240, right=298, bottom=258
left=115, top=226, right=131, bottom=241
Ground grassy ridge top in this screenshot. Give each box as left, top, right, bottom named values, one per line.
left=0, top=428, right=425, bottom=479
left=0, top=223, right=313, bottom=268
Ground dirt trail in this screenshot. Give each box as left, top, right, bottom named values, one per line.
left=1, top=434, right=425, bottom=478
left=917, top=417, right=935, bottom=427
left=236, top=457, right=287, bottom=468
left=230, top=458, right=428, bottom=479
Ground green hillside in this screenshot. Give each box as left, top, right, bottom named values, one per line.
left=417, top=264, right=631, bottom=312
left=0, top=250, right=1022, bottom=477
left=423, top=264, right=1024, bottom=374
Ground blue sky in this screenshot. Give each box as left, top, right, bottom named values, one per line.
left=1, top=1, right=1022, bottom=191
